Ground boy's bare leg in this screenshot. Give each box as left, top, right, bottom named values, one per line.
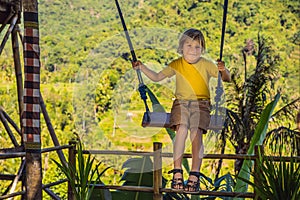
left=190, top=128, right=204, bottom=171
left=172, top=125, right=188, bottom=189
left=186, top=128, right=203, bottom=191
left=173, top=125, right=188, bottom=168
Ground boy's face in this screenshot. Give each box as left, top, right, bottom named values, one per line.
left=182, top=39, right=202, bottom=64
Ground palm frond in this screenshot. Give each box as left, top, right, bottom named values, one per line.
left=238, top=152, right=300, bottom=200
left=264, top=126, right=300, bottom=156
left=272, top=97, right=300, bottom=123
left=52, top=137, right=111, bottom=200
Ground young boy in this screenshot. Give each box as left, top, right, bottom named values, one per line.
left=132, top=28, right=231, bottom=192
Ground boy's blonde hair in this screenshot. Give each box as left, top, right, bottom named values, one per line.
left=177, top=28, right=206, bottom=54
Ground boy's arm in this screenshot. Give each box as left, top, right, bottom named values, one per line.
left=217, top=60, right=231, bottom=82
left=220, top=68, right=231, bottom=82
left=132, top=61, right=166, bottom=82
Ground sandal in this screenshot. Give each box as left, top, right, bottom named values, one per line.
left=184, top=171, right=200, bottom=193
left=168, top=169, right=184, bottom=190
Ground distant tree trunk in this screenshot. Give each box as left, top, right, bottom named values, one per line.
left=22, top=0, right=42, bottom=199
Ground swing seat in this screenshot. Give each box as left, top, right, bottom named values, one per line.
left=142, top=112, right=224, bottom=130
left=208, top=115, right=224, bottom=131
left=142, top=111, right=171, bottom=128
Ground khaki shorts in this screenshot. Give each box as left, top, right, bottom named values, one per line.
left=169, top=99, right=211, bottom=133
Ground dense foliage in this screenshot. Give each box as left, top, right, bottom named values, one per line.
left=0, top=0, right=299, bottom=198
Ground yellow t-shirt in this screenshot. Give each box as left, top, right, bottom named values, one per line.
left=161, top=57, right=218, bottom=100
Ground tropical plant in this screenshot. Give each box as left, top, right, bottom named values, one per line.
left=52, top=136, right=111, bottom=200
left=111, top=155, right=188, bottom=200
left=195, top=172, right=235, bottom=200
left=238, top=150, right=300, bottom=200
left=111, top=156, right=237, bottom=200
left=214, top=33, right=300, bottom=178
left=263, top=100, right=300, bottom=156
left=234, top=92, right=280, bottom=194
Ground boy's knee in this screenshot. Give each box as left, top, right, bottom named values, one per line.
left=176, top=124, right=188, bottom=132
left=190, top=128, right=204, bottom=135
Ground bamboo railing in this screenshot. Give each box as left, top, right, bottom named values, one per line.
left=67, top=142, right=258, bottom=200
left=1, top=141, right=300, bottom=199
left=68, top=143, right=300, bottom=200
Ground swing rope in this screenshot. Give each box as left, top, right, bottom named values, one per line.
left=212, top=0, right=229, bottom=127
left=115, top=0, right=150, bottom=113
left=219, top=0, right=229, bottom=61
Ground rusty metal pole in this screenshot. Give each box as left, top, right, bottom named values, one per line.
left=22, top=0, right=42, bottom=199
left=153, top=142, right=162, bottom=200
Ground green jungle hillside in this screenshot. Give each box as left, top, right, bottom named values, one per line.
left=0, top=0, right=299, bottom=198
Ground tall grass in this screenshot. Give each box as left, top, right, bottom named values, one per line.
left=52, top=137, right=111, bottom=200
left=238, top=151, right=300, bottom=200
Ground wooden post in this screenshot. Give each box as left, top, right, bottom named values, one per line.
left=153, top=142, right=162, bottom=200
left=0, top=14, right=18, bottom=55
left=40, top=93, right=67, bottom=165
left=22, top=0, right=42, bottom=199
left=12, top=24, right=24, bottom=131
left=68, top=140, right=76, bottom=200
left=0, top=109, right=19, bottom=147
